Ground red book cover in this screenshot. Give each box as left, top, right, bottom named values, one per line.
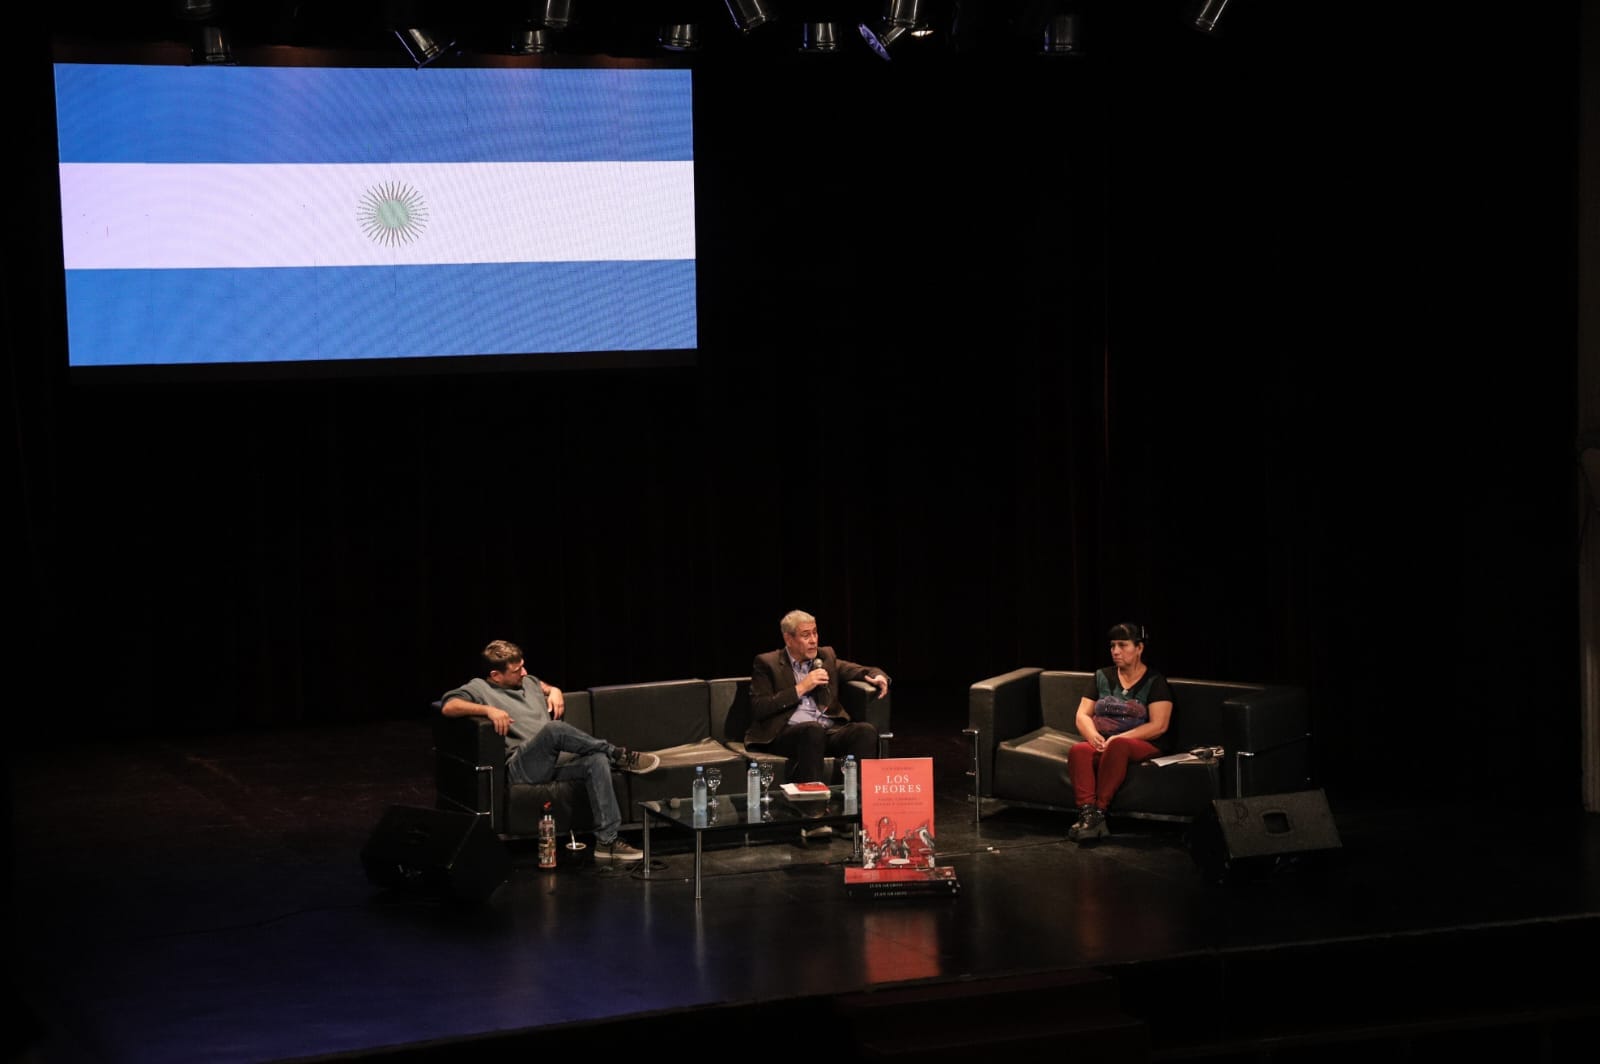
left=859, top=756, right=937, bottom=870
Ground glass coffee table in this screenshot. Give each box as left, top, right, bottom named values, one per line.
left=639, top=788, right=861, bottom=899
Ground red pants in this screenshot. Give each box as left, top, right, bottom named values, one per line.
left=1068, top=737, right=1160, bottom=809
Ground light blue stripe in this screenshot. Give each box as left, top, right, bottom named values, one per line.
left=54, top=65, right=694, bottom=164
left=64, top=262, right=698, bottom=365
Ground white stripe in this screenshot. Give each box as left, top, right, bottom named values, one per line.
left=58, top=162, right=696, bottom=270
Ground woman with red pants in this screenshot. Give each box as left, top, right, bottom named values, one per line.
left=1066, top=623, right=1173, bottom=843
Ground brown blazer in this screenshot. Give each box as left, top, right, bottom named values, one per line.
left=744, top=645, right=890, bottom=746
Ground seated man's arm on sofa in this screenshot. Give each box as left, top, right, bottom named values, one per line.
left=833, top=657, right=891, bottom=699
left=440, top=684, right=514, bottom=737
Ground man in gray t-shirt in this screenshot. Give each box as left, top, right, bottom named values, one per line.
left=440, top=639, right=658, bottom=862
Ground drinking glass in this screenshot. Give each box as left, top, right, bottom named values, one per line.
left=705, top=766, right=722, bottom=807
left=758, top=761, right=775, bottom=804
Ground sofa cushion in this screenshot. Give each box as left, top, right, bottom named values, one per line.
left=1039, top=671, right=1095, bottom=732
left=622, top=737, right=750, bottom=807
left=993, top=727, right=1079, bottom=807
left=1166, top=679, right=1262, bottom=751
left=589, top=679, right=713, bottom=751
left=1107, top=760, right=1221, bottom=819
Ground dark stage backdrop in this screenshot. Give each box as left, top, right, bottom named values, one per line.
left=5, top=4, right=1582, bottom=807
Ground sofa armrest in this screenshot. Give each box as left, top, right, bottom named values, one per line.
left=840, top=679, right=893, bottom=743
left=1221, top=685, right=1310, bottom=754
left=433, top=711, right=504, bottom=766
left=967, top=668, right=1043, bottom=798
left=432, top=714, right=506, bottom=832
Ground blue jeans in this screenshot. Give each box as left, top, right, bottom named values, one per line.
left=505, top=721, right=622, bottom=843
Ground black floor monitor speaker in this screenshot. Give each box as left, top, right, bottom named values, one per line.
left=1191, top=789, right=1342, bottom=883
left=361, top=805, right=509, bottom=904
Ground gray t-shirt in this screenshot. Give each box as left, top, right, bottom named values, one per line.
left=441, top=676, right=553, bottom=763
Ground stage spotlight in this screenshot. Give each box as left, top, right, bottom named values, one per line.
left=725, top=0, right=778, bottom=34
left=396, top=27, right=454, bottom=66
left=858, top=0, right=926, bottom=62
left=799, top=21, right=840, bottom=53
left=511, top=27, right=556, bottom=54
left=197, top=24, right=234, bottom=63
left=1189, top=0, right=1235, bottom=35
left=532, top=0, right=575, bottom=30
left=173, top=0, right=219, bottom=19
left=659, top=23, right=700, bottom=52
left=175, top=1, right=232, bottom=65
left=1040, top=12, right=1081, bottom=56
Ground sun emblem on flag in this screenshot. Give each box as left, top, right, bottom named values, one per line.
left=357, top=182, right=428, bottom=246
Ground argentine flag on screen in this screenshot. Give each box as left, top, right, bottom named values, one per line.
left=54, top=64, right=697, bottom=366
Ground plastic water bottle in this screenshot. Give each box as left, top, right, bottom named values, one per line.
left=538, top=802, right=557, bottom=870
left=747, top=760, right=761, bottom=814
left=842, top=754, right=859, bottom=813
left=692, top=765, right=708, bottom=819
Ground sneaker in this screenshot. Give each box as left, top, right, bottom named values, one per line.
left=1067, top=806, right=1108, bottom=843
left=594, top=837, right=644, bottom=862
left=800, top=825, right=834, bottom=840
left=609, top=747, right=660, bottom=775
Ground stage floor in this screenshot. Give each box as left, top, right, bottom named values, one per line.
left=8, top=717, right=1600, bottom=1063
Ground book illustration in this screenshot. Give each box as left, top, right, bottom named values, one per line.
left=859, top=757, right=936, bottom=870
left=862, top=817, right=936, bottom=869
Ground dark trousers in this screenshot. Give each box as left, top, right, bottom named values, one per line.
left=760, top=721, right=879, bottom=783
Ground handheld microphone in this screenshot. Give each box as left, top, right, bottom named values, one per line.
left=810, top=655, right=829, bottom=706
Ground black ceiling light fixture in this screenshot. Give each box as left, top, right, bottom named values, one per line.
left=386, top=1, right=455, bottom=66
left=798, top=21, right=841, bottom=53
left=724, top=0, right=779, bottom=35
left=396, top=26, right=454, bottom=66
left=858, top=0, right=929, bottom=61
left=658, top=23, right=701, bottom=52
left=1040, top=9, right=1081, bottom=56
left=512, top=0, right=575, bottom=53
left=511, top=0, right=573, bottom=54
left=198, top=24, right=235, bottom=63
left=174, top=0, right=234, bottom=64
left=1188, top=0, right=1236, bottom=35
left=531, top=0, right=575, bottom=31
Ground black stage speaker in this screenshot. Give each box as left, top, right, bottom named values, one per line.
left=361, top=805, right=509, bottom=903
left=1191, top=789, right=1342, bottom=883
